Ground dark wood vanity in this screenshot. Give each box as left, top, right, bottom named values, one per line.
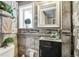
left=39, top=40, right=62, bottom=57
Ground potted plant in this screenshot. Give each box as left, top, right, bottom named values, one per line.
left=1, top=37, right=13, bottom=47
left=0, top=1, right=13, bottom=16
left=50, top=31, right=59, bottom=40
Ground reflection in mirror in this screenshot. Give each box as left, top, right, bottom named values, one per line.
left=41, top=8, right=56, bottom=25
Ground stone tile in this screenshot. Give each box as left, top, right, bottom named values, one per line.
left=62, top=43, right=71, bottom=57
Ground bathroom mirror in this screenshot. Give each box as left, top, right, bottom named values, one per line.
left=38, top=2, right=60, bottom=27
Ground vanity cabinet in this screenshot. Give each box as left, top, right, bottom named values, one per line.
left=37, top=2, right=61, bottom=28
left=39, top=40, right=62, bottom=57
left=19, top=3, right=37, bottom=29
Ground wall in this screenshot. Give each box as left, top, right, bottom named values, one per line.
left=73, top=1, right=79, bottom=57
left=61, top=1, right=71, bottom=57
left=0, top=1, right=18, bottom=57
left=18, top=1, right=72, bottom=57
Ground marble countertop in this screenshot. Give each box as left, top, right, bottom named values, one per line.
left=0, top=44, right=14, bottom=55
left=39, top=37, right=62, bottom=42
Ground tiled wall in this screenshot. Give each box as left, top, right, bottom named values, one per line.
left=18, top=1, right=72, bottom=57
left=18, top=33, right=39, bottom=56
left=18, top=29, right=55, bottom=57
left=73, top=1, right=79, bottom=57
left=61, top=1, right=71, bottom=57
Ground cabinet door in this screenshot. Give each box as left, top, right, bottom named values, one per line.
left=39, top=40, right=61, bottom=57
left=37, top=2, right=60, bottom=28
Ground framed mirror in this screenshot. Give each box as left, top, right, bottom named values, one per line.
left=38, top=2, right=60, bottom=28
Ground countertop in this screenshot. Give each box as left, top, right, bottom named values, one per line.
left=0, top=44, right=14, bottom=55
left=39, top=37, right=62, bottom=42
